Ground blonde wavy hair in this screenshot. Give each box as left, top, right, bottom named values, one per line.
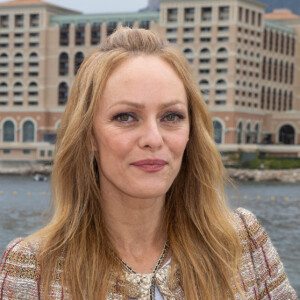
left=31, top=27, right=243, bottom=299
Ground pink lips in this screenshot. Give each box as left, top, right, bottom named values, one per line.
left=131, top=159, right=168, bottom=172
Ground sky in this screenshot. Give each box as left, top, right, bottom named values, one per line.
left=0, top=0, right=149, bottom=13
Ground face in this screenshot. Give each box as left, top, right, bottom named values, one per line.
left=93, top=56, right=189, bottom=200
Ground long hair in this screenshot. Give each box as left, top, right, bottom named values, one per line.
left=30, top=27, right=243, bottom=299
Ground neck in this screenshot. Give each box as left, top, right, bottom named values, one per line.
left=100, top=188, right=167, bottom=273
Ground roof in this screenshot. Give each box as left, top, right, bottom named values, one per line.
left=265, top=9, right=300, bottom=20
left=0, top=0, right=80, bottom=13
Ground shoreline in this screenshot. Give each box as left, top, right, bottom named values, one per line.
left=226, top=168, right=300, bottom=183
left=1, top=162, right=300, bottom=183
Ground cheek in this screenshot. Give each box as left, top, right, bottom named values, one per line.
left=97, top=132, right=134, bottom=161
left=167, top=133, right=189, bottom=157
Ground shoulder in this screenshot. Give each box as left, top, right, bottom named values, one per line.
left=232, top=208, right=297, bottom=299
left=232, top=207, right=268, bottom=249
left=0, top=237, right=41, bottom=298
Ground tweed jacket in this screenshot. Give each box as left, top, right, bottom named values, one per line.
left=0, top=208, right=297, bottom=299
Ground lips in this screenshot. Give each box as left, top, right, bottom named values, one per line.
left=131, top=159, right=168, bottom=172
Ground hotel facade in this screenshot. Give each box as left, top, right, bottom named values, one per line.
left=0, top=0, right=300, bottom=161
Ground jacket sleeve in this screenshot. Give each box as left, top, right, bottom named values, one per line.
left=234, top=208, right=298, bottom=300
left=0, top=238, right=41, bottom=300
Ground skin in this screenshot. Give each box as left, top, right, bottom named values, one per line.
left=93, top=56, right=189, bottom=273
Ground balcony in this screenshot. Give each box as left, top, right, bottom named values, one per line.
left=14, top=57, right=23, bottom=63
left=13, top=95, right=23, bottom=102
left=29, top=36, right=39, bottom=43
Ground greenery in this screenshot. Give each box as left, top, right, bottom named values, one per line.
left=244, top=158, right=300, bottom=170
left=224, top=151, right=300, bottom=170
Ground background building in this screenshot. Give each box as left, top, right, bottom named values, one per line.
left=0, top=0, right=300, bottom=162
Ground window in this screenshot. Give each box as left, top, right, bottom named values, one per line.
left=75, top=23, right=85, bottom=46
left=22, top=120, right=34, bottom=142
left=107, top=22, right=117, bottom=36
left=184, top=7, right=195, bottom=22
left=267, top=58, right=272, bottom=80
left=59, top=52, right=69, bottom=76
left=289, top=92, right=293, bottom=110
left=280, top=34, right=284, bottom=54
left=274, top=59, right=278, bottom=81
left=40, top=150, right=45, bottom=157
left=251, top=11, right=255, bottom=25
left=217, top=47, right=228, bottom=55
left=217, top=58, right=228, bottom=63
left=263, top=30, right=267, bottom=49
left=246, top=123, right=251, bottom=144
left=200, top=48, right=210, bottom=55
left=216, top=69, right=227, bottom=74
left=218, top=26, right=229, bottom=32
left=201, top=7, right=212, bottom=22
left=284, top=62, right=289, bottom=84
left=290, top=63, right=294, bottom=84
left=183, top=27, right=194, bottom=33
left=167, top=28, right=177, bottom=33
left=15, top=14, right=24, bottom=28
left=0, top=15, right=9, bottom=28
left=200, top=27, right=211, bottom=32
left=213, top=121, right=223, bottom=144
left=286, top=36, right=290, bottom=55
left=279, top=61, right=283, bottom=82
left=237, top=122, right=243, bottom=144
left=199, top=58, right=210, bottom=64
left=139, top=20, right=150, bottom=29
left=28, top=82, right=38, bottom=105
left=218, top=37, right=229, bottom=42
left=60, top=24, right=70, bottom=46
left=283, top=91, right=287, bottom=111
left=91, top=22, right=101, bottom=45
left=167, top=8, right=178, bottom=23
left=266, top=88, right=271, bottom=110
left=238, top=7, right=243, bottom=22
left=272, top=89, right=277, bottom=111
left=123, top=20, right=134, bottom=28
left=199, top=69, right=210, bottom=74
left=183, top=38, right=194, bottom=43
left=167, top=38, right=177, bottom=43
left=3, top=120, right=15, bottom=142
left=278, top=90, right=282, bottom=111
left=269, top=31, right=273, bottom=51
left=74, top=52, right=84, bottom=75
left=275, top=33, right=279, bottom=52
left=219, top=6, right=230, bottom=21
left=200, top=37, right=211, bottom=43
left=30, top=14, right=39, bottom=27
left=245, top=9, right=249, bottom=23
left=261, top=87, right=265, bottom=109
left=258, top=13, right=262, bottom=26
left=58, top=82, right=69, bottom=105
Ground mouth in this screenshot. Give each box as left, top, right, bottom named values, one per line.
left=130, top=159, right=168, bottom=172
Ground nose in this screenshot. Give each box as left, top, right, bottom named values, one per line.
left=138, top=118, right=164, bottom=150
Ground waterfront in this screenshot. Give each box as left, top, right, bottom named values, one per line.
left=0, top=175, right=299, bottom=295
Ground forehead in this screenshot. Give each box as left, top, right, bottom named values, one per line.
left=99, top=55, right=187, bottom=109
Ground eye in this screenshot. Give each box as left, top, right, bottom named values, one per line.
left=113, top=113, right=136, bottom=123
left=162, top=112, right=185, bottom=123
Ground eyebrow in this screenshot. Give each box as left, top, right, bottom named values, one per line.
left=108, top=100, right=186, bottom=110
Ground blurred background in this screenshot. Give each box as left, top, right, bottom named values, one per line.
left=0, top=0, right=299, bottom=295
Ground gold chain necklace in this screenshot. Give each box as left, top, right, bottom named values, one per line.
left=119, top=241, right=169, bottom=299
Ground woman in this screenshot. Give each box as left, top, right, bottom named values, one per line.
left=0, top=28, right=297, bottom=300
